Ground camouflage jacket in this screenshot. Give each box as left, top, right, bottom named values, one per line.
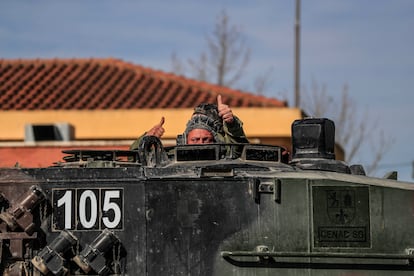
left=130, top=116, right=248, bottom=151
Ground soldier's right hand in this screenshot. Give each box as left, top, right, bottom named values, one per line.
left=145, top=117, right=165, bottom=138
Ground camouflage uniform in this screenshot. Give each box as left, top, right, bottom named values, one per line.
left=130, top=103, right=248, bottom=153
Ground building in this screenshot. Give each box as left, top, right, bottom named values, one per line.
left=0, top=58, right=324, bottom=167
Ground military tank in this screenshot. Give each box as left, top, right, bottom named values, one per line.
left=1, top=118, right=413, bottom=276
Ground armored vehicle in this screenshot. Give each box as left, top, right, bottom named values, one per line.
left=1, top=118, right=414, bottom=275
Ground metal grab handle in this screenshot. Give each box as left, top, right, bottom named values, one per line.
left=221, top=250, right=414, bottom=270
left=138, top=136, right=166, bottom=167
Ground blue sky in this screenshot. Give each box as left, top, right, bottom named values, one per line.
left=1, top=1, right=413, bottom=181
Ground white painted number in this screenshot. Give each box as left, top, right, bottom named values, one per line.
left=54, top=188, right=123, bottom=230
left=57, top=190, right=72, bottom=229
left=79, top=190, right=98, bottom=229
left=102, top=190, right=122, bottom=228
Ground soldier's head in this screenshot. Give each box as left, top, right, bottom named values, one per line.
left=182, top=103, right=224, bottom=144
left=184, top=114, right=219, bottom=144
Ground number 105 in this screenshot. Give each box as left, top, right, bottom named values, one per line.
left=52, top=188, right=123, bottom=231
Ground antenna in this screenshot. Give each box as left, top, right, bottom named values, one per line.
left=294, top=0, right=301, bottom=107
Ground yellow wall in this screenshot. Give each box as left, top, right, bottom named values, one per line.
left=0, top=108, right=303, bottom=140
left=0, top=108, right=346, bottom=160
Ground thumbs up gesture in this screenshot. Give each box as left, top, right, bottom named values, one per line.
left=217, top=95, right=234, bottom=124
left=146, top=117, right=165, bottom=138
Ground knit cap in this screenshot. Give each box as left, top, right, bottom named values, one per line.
left=183, top=115, right=220, bottom=142
left=191, top=103, right=223, bottom=133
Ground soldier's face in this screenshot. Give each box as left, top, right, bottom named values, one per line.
left=187, top=129, right=214, bottom=144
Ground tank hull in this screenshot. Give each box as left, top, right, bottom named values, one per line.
left=1, top=165, right=414, bottom=275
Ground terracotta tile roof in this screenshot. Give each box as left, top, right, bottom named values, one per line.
left=0, top=58, right=287, bottom=110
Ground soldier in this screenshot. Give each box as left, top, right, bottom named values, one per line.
left=129, top=95, right=248, bottom=150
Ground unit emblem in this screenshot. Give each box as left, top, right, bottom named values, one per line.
left=326, top=190, right=355, bottom=224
